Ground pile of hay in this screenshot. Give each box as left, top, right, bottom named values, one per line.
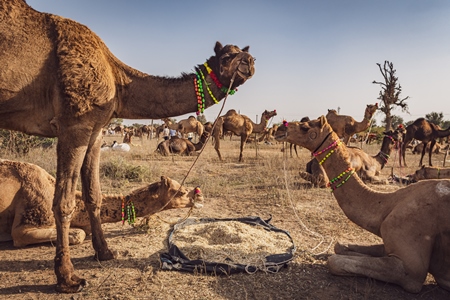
left=171, top=220, right=293, bottom=267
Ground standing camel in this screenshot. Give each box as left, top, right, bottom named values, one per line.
left=400, top=118, right=450, bottom=167
left=275, top=116, right=450, bottom=294
left=326, top=103, right=378, bottom=144
left=0, top=1, right=255, bottom=293
left=212, top=109, right=277, bottom=161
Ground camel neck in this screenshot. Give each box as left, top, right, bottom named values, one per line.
left=116, top=62, right=232, bottom=120
left=317, top=132, right=390, bottom=236
left=374, top=135, right=395, bottom=168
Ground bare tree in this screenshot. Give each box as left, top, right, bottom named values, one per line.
left=372, top=61, right=409, bottom=130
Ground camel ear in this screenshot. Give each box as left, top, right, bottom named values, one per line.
left=319, top=115, right=327, bottom=126
left=242, top=45, right=250, bottom=52
left=214, top=41, right=224, bottom=54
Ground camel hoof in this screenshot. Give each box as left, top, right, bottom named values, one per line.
left=94, top=248, right=116, bottom=261
left=55, top=275, right=88, bottom=293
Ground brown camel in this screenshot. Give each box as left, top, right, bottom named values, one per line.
left=274, top=115, right=450, bottom=293
left=296, top=129, right=402, bottom=187
left=177, top=116, right=204, bottom=138
left=411, top=165, right=450, bottom=182
left=0, top=160, right=203, bottom=247
left=213, top=109, right=277, bottom=161
left=400, top=118, right=450, bottom=167
left=326, top=103, right=378, bottom=144
left=0, top=1, right=254, bottom=292
left=156, top=132, right=209, bottom=156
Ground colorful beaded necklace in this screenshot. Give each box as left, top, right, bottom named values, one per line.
left=121, top=196, right=136, bottom=225
left=194, top=62, right=237, bottom=115
left=313, top=139, right=342, bottom=165
left=327, top=167, right=355, bottom=192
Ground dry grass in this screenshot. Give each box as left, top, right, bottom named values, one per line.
left=0, top=134, right=449, bottom=300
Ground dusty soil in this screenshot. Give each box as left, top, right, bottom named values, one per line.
left=0, top=135, right=449, bottom=300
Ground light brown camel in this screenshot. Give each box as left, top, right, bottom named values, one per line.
left=297, top=129, right=402, bottom=187
left=326, top=103, right=378, bottom=144
left=0, top=160, right=203, bottom=247
left=411, top=165, right=450, bottom=182
left=177, top=116, right=204, bottom=138
left=156, top=132, right=209, bottom=156
left=400, top=118, right=450, bottom=167
left=212, top=109, right=277, bottom=161
left=274, top=115, right=450, bottom=293
left=0, top=1, right=254, bottom=292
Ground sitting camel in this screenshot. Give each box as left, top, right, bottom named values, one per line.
left=326, top=103, right=378, bottom=144
left=156, top=132, right=209, bottom=156
left=177, top=116, right=204, bottom=139
left=0, top=160, right=203, bottom=247
left=411, top=165, right=450, bottom=182
left=412, top=141, right=441, bottom=155
left=298, top=129, right=402, bottom=187
left=274, top=115, right=450, bottom=293
left=212, top=109, right=277, bottom=161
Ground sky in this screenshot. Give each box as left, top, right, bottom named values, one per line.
left=27, top=0, right=450, bottom=127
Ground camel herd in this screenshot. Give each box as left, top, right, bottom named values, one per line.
left=1, top=0, right=449, bottom=296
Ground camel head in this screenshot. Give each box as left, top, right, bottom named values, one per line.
left=262, top=109, right=277, bottom=121
left=364, top=103, right=379, bottom=119
left=410, top=165, right=427, bottom=182
left=158, top=176, right=204, bottom=209
left=275, top=116, right=333, bottom=152
left=208, top=42, right=255, bottom=90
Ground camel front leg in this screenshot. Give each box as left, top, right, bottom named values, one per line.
left=328, top=254, right=426, bottom=293
left=428, top=140, right=436, bottom=166
left=81, top=130, right=115, bottom=261
left=239, top=135, right=248, bottom=162
left=11, top=226, right=86, bottom=247
left=53, top=134, right=88, bottom=293
left=334, top=242, right=386, bottom=257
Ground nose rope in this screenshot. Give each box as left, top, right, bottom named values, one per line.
left=148, top=61, right=243, bottom=226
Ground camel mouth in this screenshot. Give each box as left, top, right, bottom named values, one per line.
left=274, top=131, right=288, bottom=142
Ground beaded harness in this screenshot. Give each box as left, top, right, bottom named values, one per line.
left=194, top=62, right=237, bottom=115
left=312, top=137, right=355, bottom=192
left=377, top=135, right=396, bottom=163
left=121, top=196, right=136, bottom=225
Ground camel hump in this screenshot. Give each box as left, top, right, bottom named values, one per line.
left=224, top=109, right=238, bottom=116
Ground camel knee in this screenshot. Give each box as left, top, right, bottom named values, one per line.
left=69, top=229, right=86, bottom=245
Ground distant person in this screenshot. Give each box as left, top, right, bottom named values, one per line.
left=162, top=125, right=170, bottom=141
left=169, top=128, right=177, bottom=139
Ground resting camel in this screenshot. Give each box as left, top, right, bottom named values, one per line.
left=274, top=115, right=450, bottom=293
left=296, top=129, right=402, bottom=187
left=177, top=116, right=204, bottom=138
left=400, top=118, right=450, bottom=167
left=213, top=109, right=277, bottom=161
left=0, top=0, right=254, bottom=292
left=0, top=160, right=203, bottom=247
left=156, top=132, right=209, bottom=156
left=411, top=165, right=450, bottom=182
left=326, top=103, right=378, bottom=144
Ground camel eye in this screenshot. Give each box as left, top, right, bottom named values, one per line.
left=300, top=125, right=309, bottom=132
